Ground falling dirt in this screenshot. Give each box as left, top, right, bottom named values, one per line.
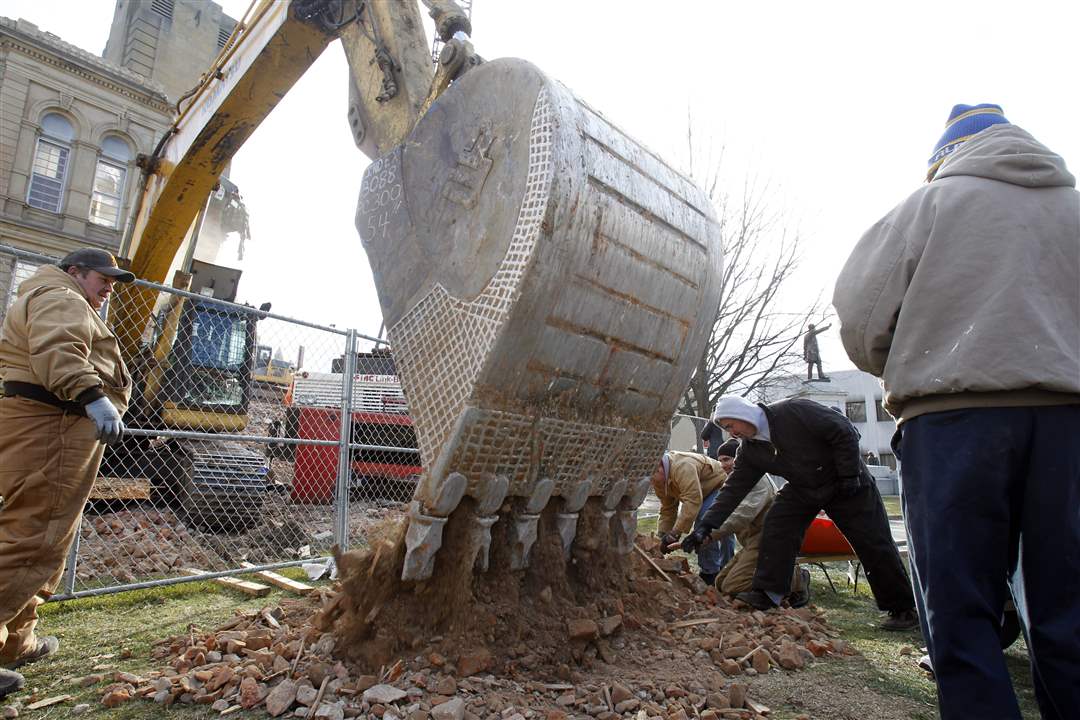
left=319, top=497, right=645, bottom=675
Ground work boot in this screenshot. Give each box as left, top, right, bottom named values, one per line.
left=5, top=636, right=59, bottom=669
left=734, top=589, right=778, bottom=611
left=880, top=609, right=918, bottom=631
left=0, top=669, right=25, bottom=699
left=787, top=567, right=812, bottom=608
left=698, top=571, right=717, bottom=587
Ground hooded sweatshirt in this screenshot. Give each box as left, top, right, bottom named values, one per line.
left=0, top=265, right=131, bottom=413
left=833, top=124, right=1080, bottom=422
left=712, top=395, right=771, bottom=441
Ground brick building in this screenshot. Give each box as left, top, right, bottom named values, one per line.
left=1, top=0, right=244, bottom=318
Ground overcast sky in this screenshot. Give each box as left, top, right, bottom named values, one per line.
left=4, top=0, right=1079, bottom=372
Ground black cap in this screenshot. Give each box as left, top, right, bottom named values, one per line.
left=59, top=248, right=136, bottom=282
left=716, top=439, right=740, bottom=458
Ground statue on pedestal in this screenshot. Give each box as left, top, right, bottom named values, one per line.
left=803, top=323, right=831, bottom=381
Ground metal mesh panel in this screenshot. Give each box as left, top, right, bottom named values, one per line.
left=0, top=243, right=420, bottom=600
left=388, top=88, right=554, bottom=472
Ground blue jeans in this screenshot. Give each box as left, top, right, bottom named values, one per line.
left=898, top=405, right=1080, bottom=720
left=694, top=488, right=735, bottom=575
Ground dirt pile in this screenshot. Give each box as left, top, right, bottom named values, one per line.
left=109, top=506, right=851, bottom=718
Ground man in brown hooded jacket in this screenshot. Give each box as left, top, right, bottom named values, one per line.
left=0, top=248, right=133, bottom=697
left=834, top=104, right=1080, bottom=720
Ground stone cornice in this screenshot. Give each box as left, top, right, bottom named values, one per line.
left=0, top=17, right=171, bottom=116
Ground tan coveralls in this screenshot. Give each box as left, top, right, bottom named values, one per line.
left=713, top=477, right=776, bottom=594
left=0, top=265, right=130, bottom=664
left=653, top=452, right=776, bottom=593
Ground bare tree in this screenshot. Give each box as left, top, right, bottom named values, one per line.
left=680, top=138, right=830, bottom=418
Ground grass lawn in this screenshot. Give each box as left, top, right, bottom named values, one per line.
left=881, top=494, right=903, bottom=518
left=801, top=562, right=1041, bottom=719
left=6, top=549, right=1042, bottom=720
left=9, top=568, right=327, bottom=719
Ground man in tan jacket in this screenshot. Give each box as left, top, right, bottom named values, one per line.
left=0, top=248, right=133, bottom=697
left=651, top=450, right=728, bottom=585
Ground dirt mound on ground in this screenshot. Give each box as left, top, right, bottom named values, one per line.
left=321, top=499, right=635, bottom=675
left=118, top=505, right=853, bottom=718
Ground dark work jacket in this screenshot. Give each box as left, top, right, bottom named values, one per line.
left=698, top=398, right=871, bottom=531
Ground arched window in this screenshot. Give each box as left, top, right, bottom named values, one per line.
left=89, top=135, right=132, bottom=228
left=26, top=112, right=74, bottom=212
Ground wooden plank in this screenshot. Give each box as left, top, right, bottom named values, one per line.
left=634, top=543, right=673, bottom=584
left=183, top=568, right=271, bottom=597
left=90, top=476, right=150, bottom=501
left=737, top=644, right=765, bottom=664
left=669, top=617, right=720, bottom=630
left=745, top=699, right=771, bottom=715
left=240, top=562, right=315, bottom=595
left=25, top=695, right=72, bottom=710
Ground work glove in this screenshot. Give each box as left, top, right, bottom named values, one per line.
left=85, top=397, right=125, bottom=445
left=680, top=526, right=711, bottom=554
left=836, top=475, right=861, bottom=497
left=659, top=532, right=681, bottom=555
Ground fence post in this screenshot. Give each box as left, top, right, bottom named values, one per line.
left=62, top=531, right=80, bottom=594
left=334, top=330, right=357, bottom=548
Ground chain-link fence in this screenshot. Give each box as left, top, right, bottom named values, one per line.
left=0, top=243, right=421, bottom=600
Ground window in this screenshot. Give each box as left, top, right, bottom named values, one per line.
left=190, top=309, right=248, bottom=371
left=218, top=24, right=234, bottom=50
left=3, top=260, right=40, bottom=317
left=878, top=452, right=897, bottom=470
left=27, top=113, right=74, bottom=213
left=874, top=398, right=892, bottom=422
left=151, top=0, right=174, bottom=20
left=89, top=136, right=131, bottom=228
left=845, top=400, right=866, bottom=423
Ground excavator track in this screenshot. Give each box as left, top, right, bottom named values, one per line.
left=171, top=440, right=270, bottom=533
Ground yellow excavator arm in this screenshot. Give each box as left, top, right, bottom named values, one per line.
left=113, top=0, right=474, bottom=358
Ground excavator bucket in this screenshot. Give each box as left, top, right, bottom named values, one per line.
left=356, top=58, right=723, bottom=580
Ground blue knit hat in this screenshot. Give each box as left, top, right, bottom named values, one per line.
left=927, top=103, right=1009, bottom=181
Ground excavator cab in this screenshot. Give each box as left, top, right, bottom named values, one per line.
left=157, top=298, right=256, bottom=430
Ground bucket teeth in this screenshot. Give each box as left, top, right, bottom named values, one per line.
left=555, top=511, right=580, bottom=560
left=475, top=474, right=509, bottom=516
left=611, top=510, right=637, bottom=554
left=525, top=477, right=556, bottom=513
left=509, top=511, right=541, bottom=570
left=623, top=477, right=651, bottom=510
left=563, top=480, right=592, bottom=513
left=426, top=472, right=468, bottom=516
left=471, top=514, right=500, bottom=572
left=602, top=478, right=629, bottom=511
left=401, top=502, right=448, bottom=581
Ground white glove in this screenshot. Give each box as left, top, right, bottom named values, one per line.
left=85, top=397, right=125, bottom=445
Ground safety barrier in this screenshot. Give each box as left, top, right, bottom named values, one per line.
left=1, top=243, right=420, bottom=600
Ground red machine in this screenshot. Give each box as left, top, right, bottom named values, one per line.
left=800, top=512, right=855, bottom=555
left=285, top=362, right=421, bottom=504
